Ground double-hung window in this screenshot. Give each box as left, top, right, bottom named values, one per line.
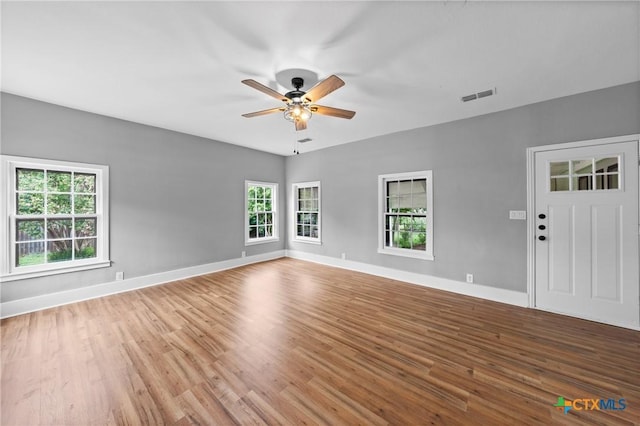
left=1, top=156, right=110, bottom=281
left=245, top=181, right=278, bottom=245
left=378, top=170, right=433, bottom=260
left=293, top=181, right=321, bottom=244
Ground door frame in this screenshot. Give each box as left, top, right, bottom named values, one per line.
left=526, top=134, right=640, bottom=325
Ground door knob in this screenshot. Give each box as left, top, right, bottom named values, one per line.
left=538, top=235, right=546, bottom=241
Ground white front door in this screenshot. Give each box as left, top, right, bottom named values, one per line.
left=534, top=138, right=639, bottom=328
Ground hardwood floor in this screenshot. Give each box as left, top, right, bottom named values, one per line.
left=1, top=258, right=639, bottom=425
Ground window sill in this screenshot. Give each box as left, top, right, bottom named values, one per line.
left=292, top=238, right=322, bottom=245
left=377, top=248, right=434, bottom=261
left=245, top=237, right=280, bottom=246
left=1, top=260, right=112, bottom=282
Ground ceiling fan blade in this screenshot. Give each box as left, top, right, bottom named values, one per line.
left=241, top=79, right=289, bottom=103
left=302, top=75, right=345, bottom=103
left=311, top=105, right=356, bottom=119
left=295, top=120, right=308, bottom=131
left=242, top=107, right=285, bottom=118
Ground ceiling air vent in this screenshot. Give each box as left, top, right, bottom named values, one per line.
left=297, top=138, right=312, bottom=143
left=461, top=88, right=496, bottom=102
left=461, top=93, right=477, bottom=102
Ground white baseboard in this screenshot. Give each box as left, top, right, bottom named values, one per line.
left=0, top=250, right=286, bottom=319
left=1, top=249, right=529, bottom=319
left=286, top=250, right=529, bottom=307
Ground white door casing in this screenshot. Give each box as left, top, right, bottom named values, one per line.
left=528, top=135, right=639, bottom=329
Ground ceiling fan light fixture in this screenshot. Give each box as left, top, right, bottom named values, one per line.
left=284, top=103, right=312, bottom=122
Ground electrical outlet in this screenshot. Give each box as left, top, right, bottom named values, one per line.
left=241, top=251, right=246, bottom=258
left=116, top=271, right=124, bottom=281
left=509, top=210, right=526, bottom=220
left=341, top=253, right=346, bottom=260
left=466, top=273, right=473, bottom=283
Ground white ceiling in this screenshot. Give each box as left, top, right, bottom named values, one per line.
left=2, top=1, right=639, bottom=156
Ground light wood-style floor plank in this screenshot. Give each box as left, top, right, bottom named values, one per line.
left=2, top=258, right=639, bottom=425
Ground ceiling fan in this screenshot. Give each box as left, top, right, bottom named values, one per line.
left=241, top=75, right=356, bottom=131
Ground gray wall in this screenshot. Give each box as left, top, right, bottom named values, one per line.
left=1, top=93, right=286, bottom=302
left=286, top=82, right=640, bottom=292
left=2, top=82, right=638, bottom=303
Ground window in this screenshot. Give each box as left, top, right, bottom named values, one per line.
left=245, top=181, right=278, bottom=245
left=378, top=170, right=433, bottom=260
left=0, top=156, right=110, bottom=281
left=292, top=181, right=321, bottom=244
left=549, top=156, right=621, bottom=192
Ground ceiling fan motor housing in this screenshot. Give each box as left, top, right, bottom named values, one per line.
left=285, top=77, right=306, bottom=100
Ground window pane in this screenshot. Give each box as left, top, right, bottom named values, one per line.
left=249, top=213, right=257, bottom=226
left=17, top=219, right=44, bottom=241
left=74, top=173, right=96, bottom=193
left=385, top=215, right=398, bottom=232
left=387, top=181, right=399, bottom=197
left=398, top=196, right=411, bottom=213
left=255, top=186, right=264, bottom=198
left=412, top=233, right=426, bottom=250
left=387, top=196, right=399, bottom=213
left=550, top=177, right=569, bottom=192
left=17, top=241, right=45, bottom=266
left=265, top=200, right=272, bottom=211
left=412, top=191, right=427, bottom=212
left=265, top=187, right=272, bottom=199
left=297, top=225, right=303, bottom=236
left=47, top=219, right=73, bottom=239
left=75, top=218, right=97, bottom=237
left=550, top=162, right=569, bottom=176
left=310, top=226, right=318, bottom=238
left=412, top=216, right=426, bottom=232
left=75, top=238, right=96, bottom=259
left=398, top=180, right=412, bottom=196
left=265, top=225, right=273, bottom=236
left=258, top=213, right=265, bottom=225
left=47, top=171, right=71, bottom=192
left=17, top=193, right=44, bottom=215
left=311, top=187, right=318, bottom=198
left=249, top=227, right=257, bottom=238
left=74, top=195, right=96, bottom=214
left=47, top=240, right=73, bottom=263
left=595, top=157, right=618, bottom=173
left=398, top=216, right=412, bottom=231
left=17, top=169, right=44, bottom=191
left=595, top=174, right=619, bottom=190
left=258, top=226, right=266, bottom=237
left=574, top=176, right=592, bottom=191
left=265, top=213, right=273, bottom=224
left=572, top=159, right=592, bottom=174
left=393, top=231, right=412, bottom=249
left=47, top=194, right=72, bottom=214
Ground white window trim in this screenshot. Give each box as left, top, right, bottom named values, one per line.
left=245, top=180, right=279, bottom=246
left=0, top=155, right=111, bottom=282
left=377, top=170, right=434, bottom=260
left=292, top=181, right=321, bottom=245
